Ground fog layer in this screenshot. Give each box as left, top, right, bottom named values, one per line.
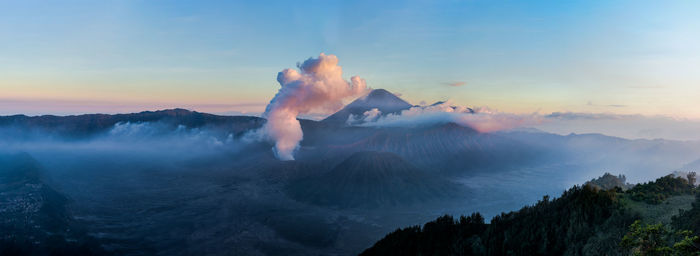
left=2, top=110, right=700, bottom=255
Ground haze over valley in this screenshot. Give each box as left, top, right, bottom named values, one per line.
left=3, top=1, right=700, bottom=255
left=3, top=85, right=700, bottom=255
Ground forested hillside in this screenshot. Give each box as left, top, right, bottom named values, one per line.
left=362, top=174, right=700, bottom=256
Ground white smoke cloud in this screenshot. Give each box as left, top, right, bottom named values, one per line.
left=354, top=100, right=542, bottom=132
left=347, top=108, right=381, bottom=125
left=261, top=53, right=368, bottom=160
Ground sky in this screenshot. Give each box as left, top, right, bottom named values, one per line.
left=2, top=0, right=700, bottom=119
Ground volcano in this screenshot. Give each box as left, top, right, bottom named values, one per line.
left=322, top=89, right=413, bottom=125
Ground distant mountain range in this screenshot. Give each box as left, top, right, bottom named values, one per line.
left=3, top=89, right=700, bottom=255
left=0, top=108, right=264, bottom=138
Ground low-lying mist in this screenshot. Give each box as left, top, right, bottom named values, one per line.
left=0, top=122, right=243, bottom=158
left=2, top=113, right=700, bottom=255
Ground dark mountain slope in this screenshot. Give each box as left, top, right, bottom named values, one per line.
left=299, top=122, right=546, bottom=174
left=0, top=153, right=105, bottom=255
left=286, top=151, right=459, bottom=208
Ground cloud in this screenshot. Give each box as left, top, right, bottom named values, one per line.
left=347, top=108, right=381, bottom=125
left=444, top=81, right=466, bottom=87
left=586, top=101, right=627, bottom=108
left=546, top=112, right=629, bottom=120
left=353, top=100, right=542, bottom=132
left=0, top=121, right=241, bottom=157
left=259, top=53, right=368, bottom=160
left=534, top=112, right=700, bottom=141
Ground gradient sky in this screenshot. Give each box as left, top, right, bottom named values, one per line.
left=2, top=0, right=700, bottom=118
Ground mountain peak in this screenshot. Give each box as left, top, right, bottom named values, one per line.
left=322, top=89, right=412, bottom=125
left=363, top=89, right=403, bottom=102
left=366, top=88, right=393, bottom=99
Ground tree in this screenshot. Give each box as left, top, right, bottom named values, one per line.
left=621, top=220, right=672, bottom=256
left=673, top=230, right=700, bottom=256
left=688, top=172, right=697, bottom=187
left=621, top=220, right=700, bottom=256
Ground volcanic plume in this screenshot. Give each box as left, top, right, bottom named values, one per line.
left=261, top=53, right=367, bottom=160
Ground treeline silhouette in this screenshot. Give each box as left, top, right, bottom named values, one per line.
left=362, top=174, right=699, bottom=256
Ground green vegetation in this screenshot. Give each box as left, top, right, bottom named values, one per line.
left=625, top=194, right=695, bottom=227
left=364, top=213, right=488, bottom=256
left=362, top=185, right=636, bottom=255
left=673, top=231, right=700, bottom=256
left=586, top=172, right=632, bottom=191
left=620, top=220, right=700, bottom=256
left=621, top=221, right=672, bottom=256
left=626, top=174, right=696, bottom=204
left=362, top=173, right=700, bottom=256
left=673, top=193, right=700, bottom=237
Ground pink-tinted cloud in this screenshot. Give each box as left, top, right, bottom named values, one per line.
left=354, top=100, right=542, bottom=132
left=444, top=81, right=467, bottom=87
left=259, top=53, right=368, bottom=160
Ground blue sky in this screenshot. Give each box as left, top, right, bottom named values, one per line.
left=2, top=0, right=700, bottom=118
